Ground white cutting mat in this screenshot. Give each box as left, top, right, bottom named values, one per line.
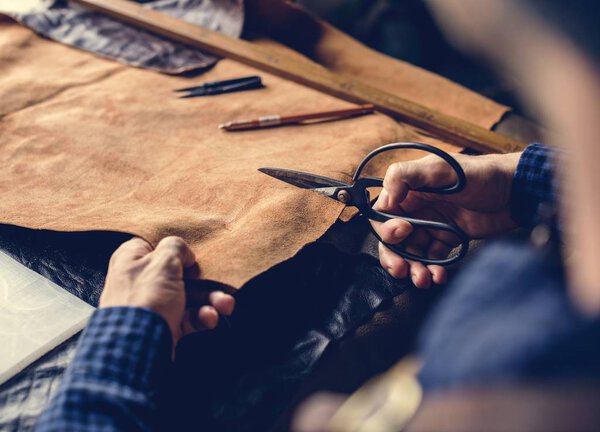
left=0, top=251, right=94, bottom=385
left=0, top=0, right=47, bottom=14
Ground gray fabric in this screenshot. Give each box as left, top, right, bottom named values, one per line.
left=0, top=0, right=244, bottom=74
left=0, top=338, right=78, bottom=432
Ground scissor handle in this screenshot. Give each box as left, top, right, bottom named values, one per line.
left=353, top=142, right=466, bottom=194
left=365, top=205, right=470, bottom=265
left=353, top=142, right=469, bottom=266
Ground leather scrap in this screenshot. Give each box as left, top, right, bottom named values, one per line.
left=0, top=0, right=244, bottom=74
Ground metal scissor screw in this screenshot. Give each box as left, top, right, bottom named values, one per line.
left=337, top=190, right=351, bottom=204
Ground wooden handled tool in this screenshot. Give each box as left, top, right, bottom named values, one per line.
left=219, top=104, right=375, bottom=131
left=70, top=0, right=527, bottom=154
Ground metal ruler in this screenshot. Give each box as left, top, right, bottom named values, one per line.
left=71, top=0, right=527, bottom=154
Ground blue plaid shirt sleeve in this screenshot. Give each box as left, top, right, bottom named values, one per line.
left=510, top=143, right=561, bottom=230
left=35, top=307, right=173, bottom=432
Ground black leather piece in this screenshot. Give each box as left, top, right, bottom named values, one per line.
left=170, top=242, right=408, bottom=431
left=0, top=219, right=409, bottom=431
left=0, top=224, right=131, bottom=306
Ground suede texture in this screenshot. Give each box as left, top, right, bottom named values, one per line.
left=0, top=19, right=507, bottom=288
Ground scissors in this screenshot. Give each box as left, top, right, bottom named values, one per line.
left=259, top=142, right=469, bottom=266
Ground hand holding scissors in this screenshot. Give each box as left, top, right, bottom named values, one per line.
left=260, top=142, right=520, bottom=287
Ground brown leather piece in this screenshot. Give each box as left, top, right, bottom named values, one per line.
left=0, top=19, right=507, bottom=289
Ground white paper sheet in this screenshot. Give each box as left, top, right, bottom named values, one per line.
left=0, top=251, right=94, bottom=385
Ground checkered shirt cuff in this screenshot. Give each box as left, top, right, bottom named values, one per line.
left=67, top=307, right=172, bottom=391
left=510, top=143, right=559, bottom=229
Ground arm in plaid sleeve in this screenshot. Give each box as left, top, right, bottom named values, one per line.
left=510, top=143, right=561, bottom=230
left=36, top=307, right=172, bottom=432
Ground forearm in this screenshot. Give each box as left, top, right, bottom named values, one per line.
left=36, top=307, right=172, bottom=432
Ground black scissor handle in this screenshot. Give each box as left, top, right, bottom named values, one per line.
left=365, top=206, right=470, bottom=266
left=353, top=142, right=466, bottom=195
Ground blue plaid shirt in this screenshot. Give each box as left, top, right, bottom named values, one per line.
left=417, top=144, right=600, bottom=390
left=35, top=307, right=172, bottom=431
left=509, top=143, right=560, bottom=231
left=35, top=144, right=559, bottom=430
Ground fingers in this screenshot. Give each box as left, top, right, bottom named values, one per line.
left=195, top=292, right=234, bottom=330
left=374, top=219, right=428, bottom=287
left=406, top=259, right=431, bottom=288
left=370, top=216, right=413, bottom=245
left=428, top=265, right=447, bottom=285
left=379, top=240, right=433, bottom=287
left=179, top=305, right=218, bottom=334
left=379, top=242, right=409, bottom=279
left=155, top=236, right=197, bottom=268
left=378, top=240, right=448, bottom=288
left=209, top=291, right=235, bottom=316
left=179, top=290, right=236, bottom=336
left=112, top=237, right=153, bottom=262
left=198, top=306, right=219, bottom=330
left=372, top=154, right=462, bottom=287
left=180, top=305, right=218, bottom=334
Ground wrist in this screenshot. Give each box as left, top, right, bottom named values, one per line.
left=493, top=152, right=521, bottom=181
left=489, top=152, right=521, bottom=204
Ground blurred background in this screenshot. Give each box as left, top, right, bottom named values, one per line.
left=298, top=0, right=524, bottom=115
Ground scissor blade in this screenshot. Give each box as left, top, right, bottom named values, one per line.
left=259, top=167, right=349, bottom=190
left=179, top=90, right=207, bottom=99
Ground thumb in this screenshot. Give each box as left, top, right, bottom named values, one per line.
left=379, top=160, right=420, bottom=212
left=381, top=155, right=458, bottom=211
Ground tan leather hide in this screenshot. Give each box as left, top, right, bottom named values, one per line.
left=0, top=21, right=507, bottom=288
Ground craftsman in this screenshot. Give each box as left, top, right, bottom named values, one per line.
left=412, top=0, right=600, bottom=387
left=294, top=0, right=600, bottom=429
left=35, top=1, right=600, bottom=431
left=374, top=0, right=600, bottom=390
